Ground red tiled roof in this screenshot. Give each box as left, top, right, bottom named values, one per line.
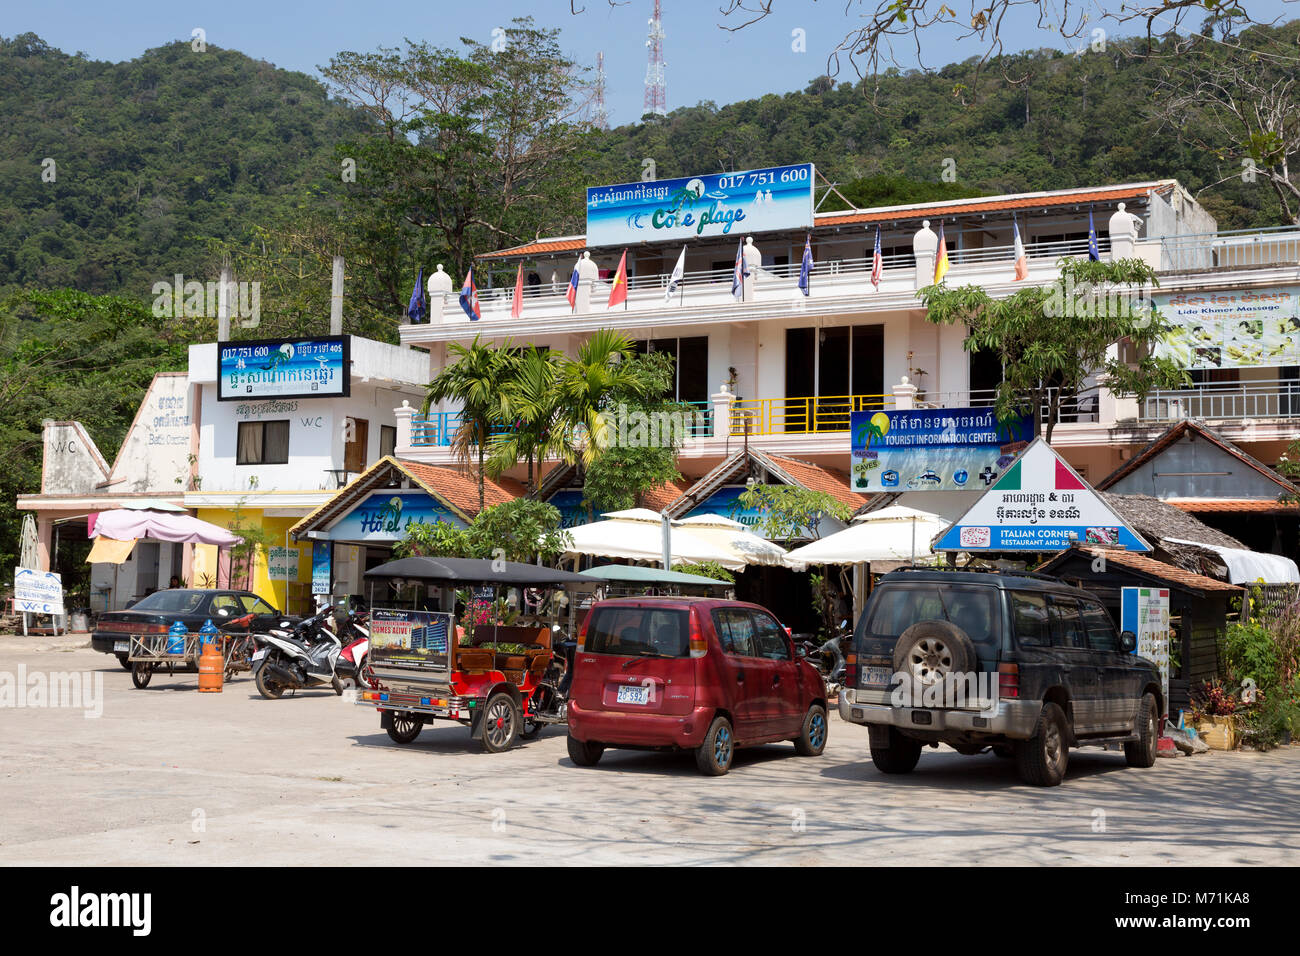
left=764, top=454, right=868, bottom=510
left=1166, top=499, right=1300, bottom=514
left=639, top=479, right=689, bottom=512
left=1048, top=545, right=1242, bottom=593
left=478, top=182, right=1170, bottom=259
left=399, top=460, right=525, bottom=518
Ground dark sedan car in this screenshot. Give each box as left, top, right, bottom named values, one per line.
left=92, top=589, right=292, bottom=669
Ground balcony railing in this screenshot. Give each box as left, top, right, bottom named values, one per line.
left=728, top=393, right=894, bottom=435
left=1142, top=378, right=1300, bottom=422
left=411, top=402, right=714, bottom=448
left=1159, top=226, right=1300, bottom=273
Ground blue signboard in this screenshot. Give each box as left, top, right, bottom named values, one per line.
left=311, top=541, right=331, bottom=595
left=217, top=335, right=350, bottom=401
left=586, top=164, right=814, bottom=248
left=683, top=486, right=769, bottom=536
left=327, top=491, right=467, bottom=543
left=547, top=490, right=591, bottom=529
left=850, top=407, right=1034, bottom=493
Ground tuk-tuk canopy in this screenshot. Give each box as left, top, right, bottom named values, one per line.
left=364, top=556, right=591, bottom=587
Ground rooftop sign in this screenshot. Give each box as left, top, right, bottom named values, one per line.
left=217, top=336, right=350, bottom=402
left=586, top=163, right=814, bottom=248
left=934, top=438, right=1151, bottom=552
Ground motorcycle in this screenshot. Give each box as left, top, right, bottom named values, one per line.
left=519, top=623, right=577, bottom=739
left=797, top=620, right=850, bottom=694
left=251, top=606, right=347, bottom=699
left=336, top=609, right=371, bottom=689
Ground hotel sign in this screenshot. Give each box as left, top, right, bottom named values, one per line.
left=586, top=164, right=814, bottom=248
left=218, top=336, right=350, bottom=401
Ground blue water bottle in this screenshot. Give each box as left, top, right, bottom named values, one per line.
left=199, top=619, right=219, bottom=649
left=167, top=620, right=187, bottom=655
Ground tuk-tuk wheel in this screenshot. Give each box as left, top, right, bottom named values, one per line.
left=131, top=662, right=153, bottom=689
left=520, top=718, right=544, bottom=740
left=481, top=693, right=521, bottom=753
left=386, top=712, right=422, bottom=744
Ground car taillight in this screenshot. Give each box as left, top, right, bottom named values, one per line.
left=688, top=609, right=707, bottom=659
left=845, top=652, right=857, bottom=687
left=577, top=616, right=588, bottom=652
left=998, top=662, right=1019, bottom=698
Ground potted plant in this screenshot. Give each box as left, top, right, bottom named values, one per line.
left=1190, top=679, right=1239, bottom=750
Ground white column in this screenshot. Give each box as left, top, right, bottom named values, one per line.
left=394, top=400, right=415, bottom=455
left=711, top=386, right=736, bottom=438
left=892, top=376, right=918, bottom=411
left=913, top=220, right=938, bottom=290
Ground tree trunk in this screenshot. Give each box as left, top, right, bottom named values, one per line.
left=1044, top=389, right=1060, bottom=444
left=478, top=441, right=485, bottom=513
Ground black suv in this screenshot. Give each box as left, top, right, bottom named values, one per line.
left=839, top=570, right=1162, bottom=787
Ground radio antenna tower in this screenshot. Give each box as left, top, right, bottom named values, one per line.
left=593, top=51, right=609, bottom=129
left=644, top=1, right=666, bottom=117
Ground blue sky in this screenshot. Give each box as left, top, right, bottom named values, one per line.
left=8, top=1, right=1298, bottom=124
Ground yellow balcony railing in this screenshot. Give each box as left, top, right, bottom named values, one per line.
left=728, top=394, right=894, bottom=436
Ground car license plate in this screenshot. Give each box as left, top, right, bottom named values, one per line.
left=252, top=648, right=267, bottom=662
left=616, top=685, right=649, bottom=705
left=861, top=666, right=893, bottom=687
left=113, top=640, right=128, bottom=653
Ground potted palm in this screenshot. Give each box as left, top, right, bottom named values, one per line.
left=1191, top=679, right=1239, bottom=751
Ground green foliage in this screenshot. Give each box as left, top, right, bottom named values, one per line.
left=818, top=174, right=983, bottom=212
left=919, top=257, right=1189, bottom=440
left=393, top=520, right=471, bottom=560
left=394, top=499, right=570, bottom=565
left=1221, top=598, right=1300, bottom=749
left=226, top=502, right=277, bottom=590
left=674, top=562, right=735, bottom=584
left=736, top=485, right=851, bottom=541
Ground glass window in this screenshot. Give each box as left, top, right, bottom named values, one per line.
left=379, top=425, right=397, bottom=459
left=1048, top=597, right=1088, bottom=649
left=210, top=594, right=242, bottom=615
left=750, top=611, right=791, bottom=661
left=864, top=585, right=999, bottom=645
left=239, top=595, right=278, bottom=615
left=1082, top=602, right=1120, bottom=652
left=129, top=590, right=207, bottom=614
left=712, top=608, right=758, bottom=657
left=1010, top=591, right=1050, bottom=647
left=585, top=607, right=688, bottom=658
left=236, top=420, right=290, bottom=465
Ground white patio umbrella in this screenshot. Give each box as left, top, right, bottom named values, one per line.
left=563, top=511, right=746, bottom=570
left=672, top=514, right=796, bottom=569
left=783, top=505, right=946, bottom=566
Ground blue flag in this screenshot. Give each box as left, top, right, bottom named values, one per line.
left=798, top=234, right=813, bottom=297
left=1087, top=208, right=1100, bottom=261
left=406, top=268, right=426, bottom=323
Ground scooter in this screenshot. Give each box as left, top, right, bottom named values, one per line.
left=337, top=609, right=370, bottom=689
left=797, top=620, right=849, bottom=694
left=251, top=606, right=345, bottom=699
left=519, top=624, right=577, bottom=738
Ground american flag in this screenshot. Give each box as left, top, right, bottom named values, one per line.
left=870, top=226, right=883, bottom=290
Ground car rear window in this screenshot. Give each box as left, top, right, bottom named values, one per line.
left=863, top=585, right=1000, bottom=644
left=586, top=606, right=690, bottom=658
left=129, top=591, right=208, bottom=615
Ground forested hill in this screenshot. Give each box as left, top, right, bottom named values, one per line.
left=0, top=33, right=370, bottom=296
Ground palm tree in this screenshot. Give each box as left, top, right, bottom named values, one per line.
left=421, top=335, right=513, bottom=512
left=487, top=346, right=565, bottom=493
left=555, top=329, right=657, bottom=466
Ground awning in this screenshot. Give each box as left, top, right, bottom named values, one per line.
left=672, top=514, right=792, bottom=568
left=90, top=509, right=242, bottom=547
left=578, top=565, right=731, bottom=587
left=1165, top=538, right=1300, bottom=584
left=563, top=511, right=745, bottom=570
left=784, top=506, right=947, bottom=566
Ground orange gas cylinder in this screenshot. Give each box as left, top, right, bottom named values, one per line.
left=197, top=638, right=224, bottom=693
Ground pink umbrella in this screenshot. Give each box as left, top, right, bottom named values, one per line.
left=89, top=509, right=243, bottom=547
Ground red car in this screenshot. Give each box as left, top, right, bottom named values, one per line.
left=566, top=597, right=829, bottom=775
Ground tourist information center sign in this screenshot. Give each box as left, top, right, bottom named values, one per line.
left=850, top=407, right=1033, bottom=492
left=586, top=164, right=814, bottom=248
left=935, top=439, right=1151, bottom=552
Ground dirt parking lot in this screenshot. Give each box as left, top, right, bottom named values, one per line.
left=2, top=635, right=1298, bottom=866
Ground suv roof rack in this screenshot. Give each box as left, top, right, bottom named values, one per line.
left=889, top=566, right=1063, bottom=583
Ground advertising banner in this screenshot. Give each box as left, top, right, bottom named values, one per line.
left=1154, top=286, right=1300, bottom=369
left=850, top=407, right=1034, bottom=492
left=266, top=546, right=300, bottom=580
left=370, top=609, right=454, bottom=665
left=13, top=568, right=64, bottom=616
left=934, top=438, right=1151, bottom=552
left=311, top=541, right=331, bottom=595
left=326, top=491, right=466, bottom=543
left=1122, top=586, right=1170, bottom=711
left=217, top=335, right=350, bottom=401
left=586, top=164, right=814, bottom=248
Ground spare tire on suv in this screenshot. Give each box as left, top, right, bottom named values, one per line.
left=892, top=620, right=976, bottom=688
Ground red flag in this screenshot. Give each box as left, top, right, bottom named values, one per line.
left=511, top=263, right=524, bottom=319
left=608, top=250, right=628, bottom=308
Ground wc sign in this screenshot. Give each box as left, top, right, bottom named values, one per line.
left=14, top=568, right=65, bottom=616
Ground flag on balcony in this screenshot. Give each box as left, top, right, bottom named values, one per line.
left=731, top=239, right=749, bottom=301
left=871, top=226, right=883, bottom=289
left=566, top=263, right=579, bottom=311
left=665, top=246, right=686, bottom=302
left=511, top=263, right=524, bottom=319
left=1013, top=218, right=1028, bottom=281
left=458, top=269, right=481, bottom=322
left=406, top=268, right=426, bottom=323
left=608, top=249, right=629, bottom=308
left=797, top=234, right=814, bottom=296
left=934, top=223, right=950, bottom=284
left=1088, top=207, right=1100, bottom=261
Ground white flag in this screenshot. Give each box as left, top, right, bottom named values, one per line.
left=665, top=246, right=686, bottom=301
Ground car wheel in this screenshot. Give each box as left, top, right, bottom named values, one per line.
left=1124, top=693, right=1159, bottom=768
left=480, top=692, right=521, bottom=753
left=869, top=726, right=922, bottom=774
left=131, top=662, right=153, bottom=689
left=793, top=704, right=828, bottom=756
left=1015, top=702, right=1070, bottom=786
left=566, top=735, right=604, bottom=766
left=115, top=652, right=132, bottom=671
left=386, top=711, right=422, bottom=744
left=695, top=716, right=735, bottom=775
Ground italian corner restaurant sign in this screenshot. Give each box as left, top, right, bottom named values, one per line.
left=14, top=568, right=64, bottom=615
left=218, top=336, right=350, bottom=401
left=935, top=438, right=1151, bottom=552
left=850, top=407, right=1033, bottom=492
left=586, top=164, right=814, bottom=248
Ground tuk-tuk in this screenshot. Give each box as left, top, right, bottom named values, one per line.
left=358, top=556, right=593, bottom=753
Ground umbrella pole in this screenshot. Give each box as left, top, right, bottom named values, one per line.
left=911, top=517, right=916, bottom=565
